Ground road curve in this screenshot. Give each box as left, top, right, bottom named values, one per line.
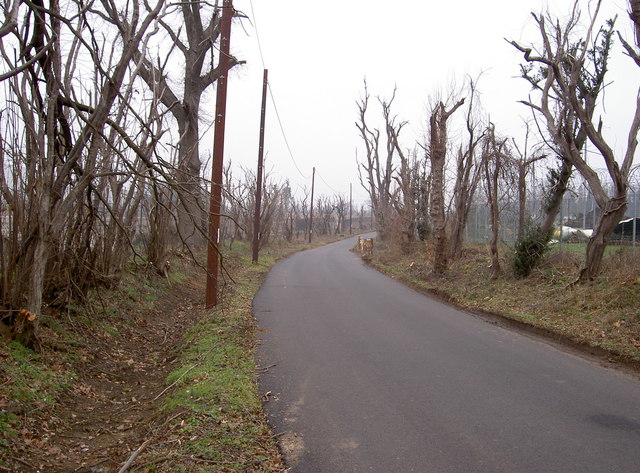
left=255, top=236, right=640, bottom=473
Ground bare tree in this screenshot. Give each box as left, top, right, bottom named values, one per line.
left=427, top=96, right=465, bottom=274
left=511, top=1, right=638, bottom=281
left=510, top=121, right=546, bottom=239
left=482, top=125, right=510, bottom=279
left=334, top=195, right=348, bottom=235
left=390, top=149, right=419, bottom=249
left=448, top=78, right=487, bottom=259
left=133, top=1, right=243, bottom=246
left=355, top=81, right=396, bottom=240
left=0, top=0, right=166, bottom=327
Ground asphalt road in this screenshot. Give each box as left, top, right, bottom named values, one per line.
left=255, top=236, right=640, bottom=473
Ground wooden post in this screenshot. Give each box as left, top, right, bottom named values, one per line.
left=308, top=167, right=315, bottom=243
left=206, top=0, right=233, bottom=308
left=252, top=69, right=268, bottom=263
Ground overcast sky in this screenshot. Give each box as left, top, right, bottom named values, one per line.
left=213, top=0, right=638, bottom=204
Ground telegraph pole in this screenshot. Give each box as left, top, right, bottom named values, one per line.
left=252, top=69, right=268, bottom=263
left=349, top=183, right=353, bottom=234
left=308, top=167, right=315, bottom=244
left=206, top=0, right=233, bottom=308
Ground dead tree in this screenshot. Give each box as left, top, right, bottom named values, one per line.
left=133, top=1, right=243, bottom=247
left=511, top=2, right=639, bottom=281
left=512, top=10, right=612, bottom=251
left=0, top=0, right=165, bottom=322
left=314, top=195, right=334, bottom=236
left=482, top=125, right=510, bottom=279
left=448, top=78, right=487, bottom=259
left=355, top=81, right=395, bottom=240
left=510, top=122, right=546, bottom=239
left=390, top=149, right=419, bottom=249
left=334, top=195, right=348, bottom=235
left=427, top=97, right=465, bottom=274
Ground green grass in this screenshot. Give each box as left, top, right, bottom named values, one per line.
left=0, top=235, right=342, bottom=471
left=0, top=341, right=75, bottom=444
left=548, top=241, right=623, bottom=256
left=154, top=249, right=284, bottom=472
left=149, top=236, right=348, bottom=471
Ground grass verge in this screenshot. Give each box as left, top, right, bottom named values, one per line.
left=145, top=248, right=284, bottom=472
left=111, top=236, right=345, bottom=472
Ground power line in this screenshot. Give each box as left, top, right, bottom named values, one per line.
left=267, top=85, right=310, bottom=180
left=248, top=0, right=267, bottom=70
left=248, top=0, right=310, bottom=180
left=317, top=171, right=341, bottom=195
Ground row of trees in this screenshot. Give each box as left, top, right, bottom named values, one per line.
left=220, top=165, right=369, bottom=248
left=0, top=0, right=367, bottom=335
left=0, top=0, right=260, bottom=336
left=357, top=0, right=640, bottom=282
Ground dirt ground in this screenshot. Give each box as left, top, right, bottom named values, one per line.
left=3, top=264, right=208, bottom=473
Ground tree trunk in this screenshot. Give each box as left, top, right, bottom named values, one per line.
left=517, top=165, right=527, bottom=240
left=429, top=141, right=448, bottom=274
left=428, top=99, right=464, bottom=274
left=577, top=196, right=627, bottom=281
left=630, top=0, right=640, bottom=45
left=540, top=158, right=573, bottom=236
left=486, top=162, right=501, bottom=279
left=175, top=100, right=205, bottom=247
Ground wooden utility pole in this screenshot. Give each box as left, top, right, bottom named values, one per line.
left=206, top=0, right=233, bottom=308
left=308, top=167, right=315, bottom=243
left=349, top=183, right=353, bottom=234
left=252, top=69, right=269, bottom=263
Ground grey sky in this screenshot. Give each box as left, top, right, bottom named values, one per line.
left=214, top=0, right=638, bottom=204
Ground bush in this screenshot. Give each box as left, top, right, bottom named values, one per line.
left=512, top=226, right=552, bottom=277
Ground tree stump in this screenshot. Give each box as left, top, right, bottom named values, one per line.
left=12, top=310, right=38, bottom=349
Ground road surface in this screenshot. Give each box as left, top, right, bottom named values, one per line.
left=255, top=236, right=640, bottom=473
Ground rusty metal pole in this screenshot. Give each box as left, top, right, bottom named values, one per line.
left=308, top=167, right=315, bottom=244
left=206, top=0, right=233, bottom=308
left=252, top=69, right=269, bottom=263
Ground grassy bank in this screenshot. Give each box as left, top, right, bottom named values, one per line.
left=367, top=240, right=640, bottom=368
left=134, top=237, right=346, bottom=472
left=0, top=236, right=344, bottom=472
left=145, top=244, right=286, bottom=472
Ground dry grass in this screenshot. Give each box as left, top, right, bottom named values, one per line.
left=368, top=240, right=640, bottom=366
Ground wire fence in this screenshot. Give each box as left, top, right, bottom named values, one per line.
left=465, top=188, right=640, bottom=250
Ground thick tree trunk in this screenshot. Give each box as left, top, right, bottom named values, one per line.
left=175, top=102, right=205, bottom=247
left=517, top=167, right=527, bottom=240
left=488, top=209, right=501, bottom=278
left=428, top=99, right=464, bottom=274
left=429, top=152, right=448, bottom=274
left=577, top=196, right=627, bottom=281
left=486, top=162, right=501, bottom=279
left=541, top=158, right=573, bottom=236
